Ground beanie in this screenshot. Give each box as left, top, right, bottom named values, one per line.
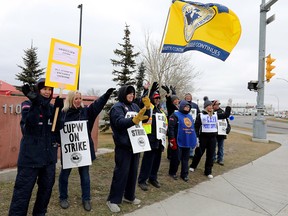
left=153, top=92, right=161, bottom=99
left=36, top=78, right=46, bottom=92
left=171, top=95, right=179, bottom=103
left=203, top=96, right=212, bottom=108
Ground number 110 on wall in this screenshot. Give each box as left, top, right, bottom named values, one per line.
left=2, top=104, right=21, bottom=114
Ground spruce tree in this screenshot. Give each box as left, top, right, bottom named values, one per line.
left=15, top=45, right=45, bottom=85
left=100, top=24, right=140, bottom=132
left=135, top=62, right=146, bottom=98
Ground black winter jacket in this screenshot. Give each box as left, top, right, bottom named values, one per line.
left=109, top=86, right=140, bottom=150
left=18, top=96, right=58, bottom=167
left=60, top=92, right=110, bottom=161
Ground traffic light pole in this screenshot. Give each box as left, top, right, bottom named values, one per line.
left=253, top=0, right=277, bottom=141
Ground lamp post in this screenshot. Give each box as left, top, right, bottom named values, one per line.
left=77, top=4, right=83, bottom=90
left=276, top=77, right=288, bottom=83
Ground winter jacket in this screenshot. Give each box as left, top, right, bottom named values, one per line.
left=60, top=92, right=110, bottom=161
left=195, top=106, right=231, bottom=138
left=109, top=86, right=141, bottom=150
left=18, top=92, right=57, bottom=167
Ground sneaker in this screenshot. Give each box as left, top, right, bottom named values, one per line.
left=207, top=174, right=214, bottom=179
left=59, top=199, right=69, bottom=209
left=148, top=179, right=161, bottom=188
left=217, top=161, right=224, bottom=166
left=181, top=176, right=189, bottom=182
left=106, top=201, right=120, bottom=213
left=123, top=197, right=141, bottom=205
left=189, top=168, right=195, bottom=172
left=83, top=200, right=91, bottom=211
left=169, top=174, right=178, bottom=180
left=138, top=182, right=148, bottom=191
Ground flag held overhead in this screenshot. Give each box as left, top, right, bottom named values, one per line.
left=161, top=0, right=242, bottom=61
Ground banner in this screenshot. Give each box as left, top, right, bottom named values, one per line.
left=45, top=38, right=82, bottom=90
left=60, top=120, right=91, bottom=169
left=162, top=1, right=242, bottom=61
left=217, top=119, right=228, bottom=135
left=156, top=113, right=167, bottom=148
left=125, top=111, right=151, bottom=154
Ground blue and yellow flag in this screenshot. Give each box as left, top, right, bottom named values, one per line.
left=161, top=1, right=242, bottom=61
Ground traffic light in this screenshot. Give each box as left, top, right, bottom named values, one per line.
left=265, top=54, right=276, bottom=82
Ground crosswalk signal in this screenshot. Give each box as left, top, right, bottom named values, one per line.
left=265, top=54, right=276, bottom=82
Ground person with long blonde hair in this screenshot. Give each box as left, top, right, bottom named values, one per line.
left=58, top=88, right=115, bottom=211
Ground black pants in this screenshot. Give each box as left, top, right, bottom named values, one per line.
left=169, top=147, right=190, bottom=178
left=9, top=164, right=56, bottom=216
left=138, top=147, right=162, bottom=184
left=107, top=146, right=140, bottom=204
left=190, top=135, right=216, bottom=175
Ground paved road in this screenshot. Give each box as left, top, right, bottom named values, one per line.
left=230, top=115, right=288, bottom=134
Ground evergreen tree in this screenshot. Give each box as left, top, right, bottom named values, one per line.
left=15, top=45, right=45, bottom=85
left=135, top=61, right=146, bottom=98
left=100, top=24, right=140, bottom=132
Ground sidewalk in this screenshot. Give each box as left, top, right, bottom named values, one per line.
left=126, top=132, right=288, bottom=216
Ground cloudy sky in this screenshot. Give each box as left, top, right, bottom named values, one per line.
left=1, top=0, right=287, bottom=110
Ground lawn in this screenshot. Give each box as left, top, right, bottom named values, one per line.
left=0, top=130, right=280, bottom=215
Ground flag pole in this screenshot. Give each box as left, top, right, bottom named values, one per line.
left=159, top=7, right=171, bottom=53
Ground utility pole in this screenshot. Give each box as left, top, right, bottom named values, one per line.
left=253, top=0, right=278, bottom=141
left=77, top=4, right=83, bottom=90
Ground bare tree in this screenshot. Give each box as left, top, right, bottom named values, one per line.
left=141, top=34, right=201, bottom=98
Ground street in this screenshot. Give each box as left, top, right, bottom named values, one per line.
left=230, top=115, right=288, bottom=134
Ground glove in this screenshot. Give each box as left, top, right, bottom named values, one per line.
left=106, top=88, right=116, bottom=97
left=170, top=85, right=176, bottom=95
left=161, top=85, right=170, bottom=94
left=150, top=82, right=159, bottom=92
left=54, top=96, right=64, bottom=109
left=149, top=82, right=159, bottom=98
left=142, top=96, right=151, bottom=109
left=132, top=107, right=149, bottom=125
left=22, top=84, right=38, bottom=102
left=169, top=138, right=177, bottom=150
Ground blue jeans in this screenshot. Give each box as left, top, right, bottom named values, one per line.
left=214, top=137, right=225, bottom=162
left=59, top=165, right=90, bottom=201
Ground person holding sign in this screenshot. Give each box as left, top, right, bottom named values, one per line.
left=189, top=97, right=231, bottom=179
left=9, top=78, right=63, bottom=216
left=106, top=85, right=149, bottom=213
left=138, top=90, right=167, bottom=191
left=168, top=100, right=197, bottom=182
left=212, top=100, right=231, bottom=166
left=58, top=88, right=115, bottom=211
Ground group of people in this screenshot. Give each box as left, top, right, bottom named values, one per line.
left=8, top=79, right=231, bottom=215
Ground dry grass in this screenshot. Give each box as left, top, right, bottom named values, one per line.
left=0, top=131, right=280, bottom=215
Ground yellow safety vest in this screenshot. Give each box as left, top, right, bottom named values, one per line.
left=143, top=104, right=168, bottom=134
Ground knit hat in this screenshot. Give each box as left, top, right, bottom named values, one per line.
left=171, top=95, right=179, bottom=103
left=212, top=100, right=221, bottom=106
left=36, top=78, right=46, bottom=92
left=203, top=96, right=212, bottom=108
left=153, top=92, right=161, bottom=99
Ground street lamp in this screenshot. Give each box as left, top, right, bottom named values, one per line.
left=276, top=77, right=288, bottom=83
left=269, top=95, right=279, bottom=117
left=77, top=4, right=83, bottom=90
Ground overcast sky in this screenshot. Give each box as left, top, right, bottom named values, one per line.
left=1, top=0, right=287, bottom=110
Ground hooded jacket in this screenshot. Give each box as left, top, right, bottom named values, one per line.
left=18, top=79, right=57, bottom=167
left=168, top=100, right=197, bottom=148
left=109, top=85, right=141, bottom=150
